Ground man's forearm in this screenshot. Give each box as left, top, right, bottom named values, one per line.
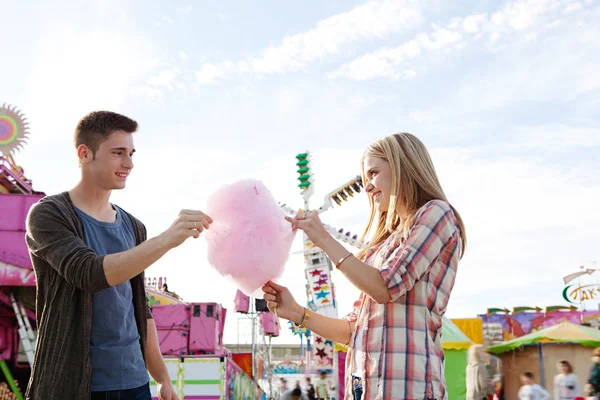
left=146, top=319, right=171, bottom=384
left=104, top=235, right=171, bottom=286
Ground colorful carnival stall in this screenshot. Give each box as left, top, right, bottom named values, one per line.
left=442, top=318, right=473, bottom=400
left=487, top=321, right=600, bottom=399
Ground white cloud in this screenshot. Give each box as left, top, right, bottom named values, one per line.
left=130, top=86, right=164, bottom=103
left=508, top=124, right=600, bottom=152
left=329, top=0, right=596, bottom=81
left=196, top=0, right=425, bottom=84
left=147, top=67, right=183, bottom=90
left=23, top=25, right=156, bottom=144
left=196, top=63, right=228, bottom=85
left=451, top=23, right=600, bottom=111
left=328, top=25, right=462, bottom=80
left=176, top=5, right=193, bottom=18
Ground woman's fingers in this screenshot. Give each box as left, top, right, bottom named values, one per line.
left=285, top=216, right=300, bottom=232
left=263, top=293, right=277, bottom=302
left=267, top=301, right=279, bottom=310
left=262, top=284, right=277, bottom=295
left=267, top=280, right=285, bottom=291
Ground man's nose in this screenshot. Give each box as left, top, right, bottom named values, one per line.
left=123, top=156, right=134, bottom=169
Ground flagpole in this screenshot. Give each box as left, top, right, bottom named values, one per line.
left=578, top=266, right=584, bottom=323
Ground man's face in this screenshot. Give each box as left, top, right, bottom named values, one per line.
left=81, top=130, right=135, bottom=191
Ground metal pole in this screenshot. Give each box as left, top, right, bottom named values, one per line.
left=537, top=344, right=546, bottom=389
left=268, top=335, right=273, bottom=398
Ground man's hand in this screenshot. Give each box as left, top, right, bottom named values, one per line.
left=161, top=210, right=213, bottom=249
left=157, top=381, right=179, bottom=400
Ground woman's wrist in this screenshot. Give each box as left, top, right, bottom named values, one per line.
left=291, top=304, right=305, bottom=326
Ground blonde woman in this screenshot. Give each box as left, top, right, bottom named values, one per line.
left=466, top=345, right=489, bottom=400
left=262, top=133, right=466, bottom=400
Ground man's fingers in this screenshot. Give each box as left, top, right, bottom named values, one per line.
left=180, top=210, right=214, bottom=223
left=188, top=221, right=204, bottom=231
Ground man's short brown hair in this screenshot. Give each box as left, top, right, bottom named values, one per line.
left=74, top=111, right=138, bottom=157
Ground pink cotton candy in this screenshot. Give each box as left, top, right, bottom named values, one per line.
left=204, top=179, right=296, bottom=296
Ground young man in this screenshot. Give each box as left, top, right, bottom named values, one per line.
left=315, top=371, right=330, bottom=400
left=24, top=111, right=212, bottom=400
left=518, top=372, right=550, bottom=400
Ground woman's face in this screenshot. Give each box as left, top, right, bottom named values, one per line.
left=363, top=156, right=393, bottom=213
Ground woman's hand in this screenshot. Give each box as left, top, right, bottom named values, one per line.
left=262, top=281, right=304, bottom=325
left=286, top=211, right=332, bottom=249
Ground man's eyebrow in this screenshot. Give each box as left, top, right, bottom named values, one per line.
left=110, top=147, right=136, bottom=153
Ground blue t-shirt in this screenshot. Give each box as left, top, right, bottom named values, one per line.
left=75, top=205, right=148, bottom=391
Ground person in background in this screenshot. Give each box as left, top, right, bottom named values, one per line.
left=280, top=378, right=289, bottom=394
left=518, top=372, right=550, bottom=400
left=280, top=388, right=308, bottom=400
left=586, top=347, right=600, bottom=396
left=315, top=371, right=330, bottom=400
left=306, top=377, right=316, bottom=400
left=554, top=360, right=580, bottom=400
left=492, top=376, right=505, bottom=400
left=161, top=283, right=181, bottom=300
left=466, top=344, right=489, bottom=400
left=352, top=376, right=363, bottom=400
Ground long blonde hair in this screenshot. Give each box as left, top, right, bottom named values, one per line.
left=356, top=132, right=466, bottom=260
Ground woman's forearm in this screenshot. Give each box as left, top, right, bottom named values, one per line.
left=290, top=305, right=352, bottom=345
left=320, top=237, right=391, bottom=303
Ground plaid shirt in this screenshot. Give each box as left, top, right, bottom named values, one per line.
left=343, top=200, right=461, bottom=400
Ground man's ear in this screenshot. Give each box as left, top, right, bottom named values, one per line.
left=77, top=144, right=93, bottom=164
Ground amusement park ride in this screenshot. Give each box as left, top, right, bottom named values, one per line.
left=0, top=103, right=365, bottom=399
left=277, top=152, right=364, bottom=374
left=0, top=103, right=43, bottom=399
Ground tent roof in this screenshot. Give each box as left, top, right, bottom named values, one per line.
left=442, top=317, right=472, bottom=350
left=487, top=321, right=600, bottom=355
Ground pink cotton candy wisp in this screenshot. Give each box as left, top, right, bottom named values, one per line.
left=204, top=179, right=295, bottom=296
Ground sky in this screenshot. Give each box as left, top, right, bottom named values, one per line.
left=1, top=0, right=599, bottom=346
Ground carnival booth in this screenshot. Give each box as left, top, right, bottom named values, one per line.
left=442, top=317, right=473, bottom=400
left=487, top=321, right=600, bottom=399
